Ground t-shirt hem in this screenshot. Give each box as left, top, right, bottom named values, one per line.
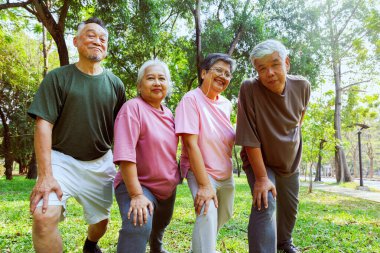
left=175, top=131, right=199, bottom=135
left=235, top=141, right=261, bottom=148
left=113, top=157, right=137, bottom=165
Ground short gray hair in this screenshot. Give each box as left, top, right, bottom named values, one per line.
left=250, top=39, right=288, bottom=64
left=200, top=53, right=236, bottom=72
left=77, top=17, right=108, bottom=36
left=137, top=59, right=172, bottom=96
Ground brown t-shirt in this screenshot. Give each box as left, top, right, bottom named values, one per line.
left=235, top=75, right=310, bottom=176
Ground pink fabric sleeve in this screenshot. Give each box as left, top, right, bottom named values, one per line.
left=175, top=96, right=199, bottom=135
left=113, top=103, right=141, bottom=164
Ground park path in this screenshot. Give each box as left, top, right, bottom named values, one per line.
left=300, top=181, right=380, bottom=203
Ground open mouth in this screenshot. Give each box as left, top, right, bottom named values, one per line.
left=215, top=77, right=226, bottom=86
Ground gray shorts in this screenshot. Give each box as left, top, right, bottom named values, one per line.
left=37, top=150, right=116, bottom=224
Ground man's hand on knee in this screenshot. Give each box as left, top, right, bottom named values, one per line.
left=30, top=176, right=63, bottom=214
left=253, top=177, right=277, bottom=210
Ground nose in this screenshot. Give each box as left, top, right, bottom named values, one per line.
left=93, top=36, right=101, bottom=45
left=267, top=67, right=275, bottom=76
left=153, top=78, right=161, bottom=85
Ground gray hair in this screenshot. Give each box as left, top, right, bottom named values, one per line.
left=137, top=59, right=172, bottom=96
left=200, top=53, right=236, bottom=73
left=250, top=39, right=288, bottom=64
left=77, top=17, right=108, bottom=36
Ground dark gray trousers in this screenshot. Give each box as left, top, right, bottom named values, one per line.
left=115, top=182, right=176, bottom=253
left=245, top=166, right=300, bottom=253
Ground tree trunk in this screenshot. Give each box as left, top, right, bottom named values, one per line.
left=0, top=108, right=13, bottom=180
left=366, top=141, right=374, bottom=178
left=352, top=146, right=358, bottom=178
left=233, top=145, right=241, bottom=177
left=26, top=151, right=37, bottom=179
left=194, top=0, right=202, bottom=85
left=18, top=160, right=28, bottom=175
left=314, top=140, right=325, bottom=182
left=328, top=0, right=352, bottom=183
left=42, top=25, right=49, bottom=76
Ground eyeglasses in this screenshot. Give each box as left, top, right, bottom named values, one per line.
left=208, top=67, right=233, bottom=80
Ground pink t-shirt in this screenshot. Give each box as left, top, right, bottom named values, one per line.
left=113, top=97, right=180, bottom=200
left=175, top=88, right=235, bottom=180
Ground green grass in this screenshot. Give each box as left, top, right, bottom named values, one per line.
left=1, top=175, right=379, bottom=253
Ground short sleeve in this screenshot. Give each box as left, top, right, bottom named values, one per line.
left=235, top=80, right=261, bottom=148
left=113, top=102, right=141, bottom=164
left=113, top=78, right=126, bottom=120
left=175, top=96, right=200, bottom=135
left=27, top=71, right=64, bottom=124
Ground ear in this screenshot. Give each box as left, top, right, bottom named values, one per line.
left=137, top=83, right=141, bottom=93
left=201, top=69, right=207, bottom=79
left=285, top=56, right=290, bottom=72
left=73, top=36, right=78, bottom=48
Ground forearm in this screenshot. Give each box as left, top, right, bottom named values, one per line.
left=119, top=161, right=143, bottom=197
left=245, top=146, right=268, bottom=180
left=34, top=117, right=53, bottom=178
left=183, top=135, right=210, bottom=187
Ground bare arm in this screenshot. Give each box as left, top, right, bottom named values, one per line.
left=182, top=134, right=218, bottom=215
left=119, top=161, right=154, bottom=226
left=30, top=117, right=62, bottom=214
left=245, top=147, right=277, bottom=210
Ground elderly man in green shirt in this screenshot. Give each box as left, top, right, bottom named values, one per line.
left=28, top=17, right=126, bottom=253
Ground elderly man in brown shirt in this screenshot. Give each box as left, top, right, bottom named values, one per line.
left=236, top=39, right=310, bottom=253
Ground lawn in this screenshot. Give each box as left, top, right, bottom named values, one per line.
left=0, top=175, right=379, bottom=253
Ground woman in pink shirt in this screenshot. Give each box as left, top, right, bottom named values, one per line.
left=175, top=53, right=236, bottom=253
left=113, top=59, right=180, bottom=253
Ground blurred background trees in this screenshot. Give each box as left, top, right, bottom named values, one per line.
left=0, top=0, right=379, bottom=182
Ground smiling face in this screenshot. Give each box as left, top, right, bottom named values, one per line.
left=200, top=60, right=232, bottom=100
left=254, top=51, right=290, bottom=94
left=73, top=23, right=108, bottom=62
left=138, top=65, right=168, bottom=109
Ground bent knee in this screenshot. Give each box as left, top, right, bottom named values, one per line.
left=32, top=207, right=61, bottom=234
left=95, top=218, right=109, bottom=228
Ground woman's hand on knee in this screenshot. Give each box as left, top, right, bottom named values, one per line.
left=128, top=194, right=154, bottom=226
left=194, top=185, right=218, bottom=216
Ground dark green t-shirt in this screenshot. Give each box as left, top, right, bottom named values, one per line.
left=28, top=64, right=126, bottom=161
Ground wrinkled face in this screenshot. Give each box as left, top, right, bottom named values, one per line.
left=201, top=60, right=232, bottom=97
left=138, top=65, right=168, bottom=107
left=254, top=51, right=290, bottom=92
left=74, top=23, right=108, bottom=62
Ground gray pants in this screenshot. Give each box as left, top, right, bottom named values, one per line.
left=187, top=171, right=235, bottom=253
left=245, top=167, right=299, bottom=253
left=115, top=183, right=176, bottom=253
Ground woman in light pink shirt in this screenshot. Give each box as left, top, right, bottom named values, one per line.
left=175, top=53, right=236, bottom=253
left=113, top=59, right=180, bottom=253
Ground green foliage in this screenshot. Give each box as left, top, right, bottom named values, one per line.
left=302, top=94, right=336, bottom=165
left=1, top=175, right=379, bottom=252
left=0, top=26, right=42, bottom=170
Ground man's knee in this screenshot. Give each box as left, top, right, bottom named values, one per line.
left=250, top=194, right=276, bottom=222
left=32, top=206, right=61, bottom=235
left=94, top=218, right=109, bottom=228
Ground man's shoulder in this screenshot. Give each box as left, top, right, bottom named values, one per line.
left=286, top=75, right=310, bottom=85
left=104, top=69, right=124, bottom=88
left=240, top=78, right=260, bottom=93
left=241, top=77, right=259, bottom=86
left=46, top=64, right=74, bottom=77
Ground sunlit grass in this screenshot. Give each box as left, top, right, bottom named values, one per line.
left=1, top=175, right=379, bottom=252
